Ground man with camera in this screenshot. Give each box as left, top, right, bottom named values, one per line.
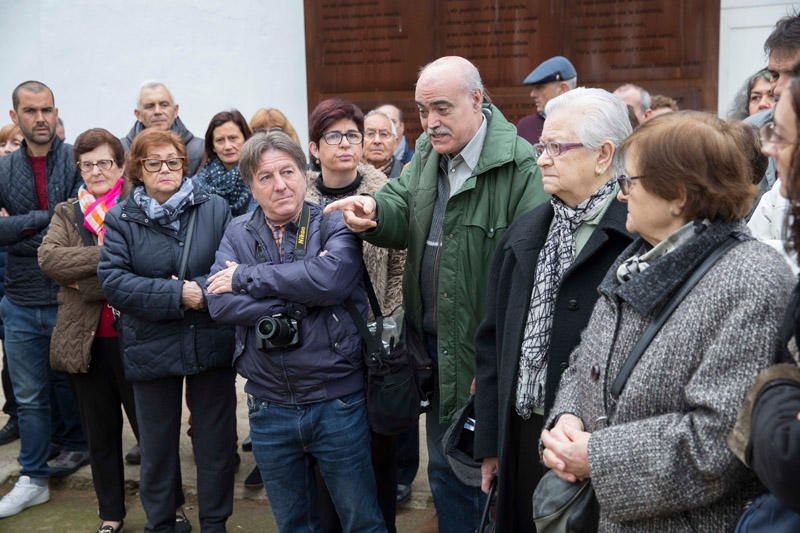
left=206, top=131, right=386, bottom=533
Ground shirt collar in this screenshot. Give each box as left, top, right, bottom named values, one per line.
left=450, top=112, right=488, bottom=172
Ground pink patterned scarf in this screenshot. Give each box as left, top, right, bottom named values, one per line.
left=78, top=178, right=123, bottom=244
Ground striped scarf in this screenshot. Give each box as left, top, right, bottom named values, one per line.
left=78, top=178, right=123, bottom=244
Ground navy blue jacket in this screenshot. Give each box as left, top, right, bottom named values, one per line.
left=207, top=203, right=367, bottom=405
left=0, top=138, right=81, bottom=306
left=98, top=183, right=234, bottom=382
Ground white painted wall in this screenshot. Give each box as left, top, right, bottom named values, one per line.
left=0, top=0, right=309, bottom=149
left=719, top=0, right=800, bottom=117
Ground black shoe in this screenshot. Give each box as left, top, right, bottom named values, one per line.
left=124, top=444, right=140, bottom=465
left=96, top=519, right=124, bottom=533
left=48, top=450, right=90, bottom=478
left=242, top=435, right=252, bottom=452
left=0, top=418, right=18, bottom=446
left=396, top=483, right=412, bottom=504
left=175, top=511, right=192, bottom=533
left=243, top=466, right=263, bottom=489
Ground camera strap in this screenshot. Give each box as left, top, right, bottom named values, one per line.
left=344, top=263, right=386, bottom=364
left=292, top=203, right=312, bottom=261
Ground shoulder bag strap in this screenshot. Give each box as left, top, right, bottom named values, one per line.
left=343, top=260, right=386, bottom=364
left=609, top=235, right=741, bottom=402
left=177, top=207, right=198, bottom=281
left=72, top=202, right=96, bottom=247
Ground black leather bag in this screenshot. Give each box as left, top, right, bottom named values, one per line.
left=343, top=270, right=433, bottom=436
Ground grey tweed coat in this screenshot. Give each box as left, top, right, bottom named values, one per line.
left=548, top=221, right=794, bottom=532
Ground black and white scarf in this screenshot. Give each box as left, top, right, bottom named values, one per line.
left=515, top=180, right=616, bottom=418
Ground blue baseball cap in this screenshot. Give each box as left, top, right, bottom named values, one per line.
left=523, top=56, right=577, bottom=86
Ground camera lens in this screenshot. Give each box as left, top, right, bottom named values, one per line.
left=258, top=318, right=275, bottom=336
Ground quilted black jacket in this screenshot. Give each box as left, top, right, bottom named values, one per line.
left=0, top=137, right=80, bottom=306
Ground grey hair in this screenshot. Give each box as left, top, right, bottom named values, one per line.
left=617, top=83, right=651, bottom=113
left=137, top=81, right=174, bottom=107
left=418, top=56, right=485, bottom=96
left=238, top=131, right=307, bottom=184
left=365, top=110, right=397, bottom=137
left=565, top=77, right=578, bottom=90
left=544, top=87, right=633, bottom=177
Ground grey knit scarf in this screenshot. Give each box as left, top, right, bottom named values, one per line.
left=131, top=178, right=195, bottom=233
left=516, top=180, right=615, bottom=418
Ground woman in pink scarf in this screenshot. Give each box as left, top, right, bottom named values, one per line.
left=38, top=128, right=138, bottom=533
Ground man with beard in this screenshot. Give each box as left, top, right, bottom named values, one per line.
left=121, top=81, right=204, bottom=175
left=0, top=81, right=86, bottom=518
left=325, top=56, right=547, bottom=533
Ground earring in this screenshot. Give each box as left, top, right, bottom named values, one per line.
left=315, top=158, right=320, bottom=166
left=670, top=207, right=681, bottom=217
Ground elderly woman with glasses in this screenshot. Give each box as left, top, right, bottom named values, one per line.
left=473, top=88, right=634, bottom=532
left=98, top=128, right=236, bottom=533
left=540, top=111, right=794, bottom=531
left=38, top=128, right=138, bottom=533
left=305, top=98, right=405, bottom=532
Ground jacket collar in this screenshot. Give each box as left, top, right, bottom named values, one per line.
left=125, top=116, right=195, bottom=146
left=20, top=135, right=63, bottom=161
left=599, top=219, right=750, bottom=316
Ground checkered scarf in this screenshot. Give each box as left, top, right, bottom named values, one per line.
left=77, top=178, right=123, bottom=245
left=515, top=180, right=615, bottom=418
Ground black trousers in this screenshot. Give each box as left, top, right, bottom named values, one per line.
left=396, top=423, right=419, bottom=486
left=497, top=411, right=545, bottom=533
left=2, top=345, right=17, bottom=418
left=318, top=431, right=398, bottom=533
left=133, top=366, right=237, bottom=533
left=69, top=337, right=138, bottom=521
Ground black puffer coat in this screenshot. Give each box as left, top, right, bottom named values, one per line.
left=98, top=182, right=234, bottom=381
left=0, top=137, right=81, bottom=305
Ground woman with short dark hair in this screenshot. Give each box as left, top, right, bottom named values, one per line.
left=541, top=111, right=794, bottom=531
left=195, top=110, right=253, bottom=216
left=38, top=128, right=137, bottom=533
left=98, top=128, right=236, bottom=533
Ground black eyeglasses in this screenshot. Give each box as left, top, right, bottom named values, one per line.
left=78, top=160, right=115, bottom=172
left=322, top=130, right=363, bottom=145
left=532, top=141, right=585, bottom=158
left=616, top=174, right=643, bottom=194
left=140, top=157, right=185, bottom=172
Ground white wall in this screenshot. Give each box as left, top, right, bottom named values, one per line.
left=719, top=0, right=800, bottom=117
left=0, top=0, right=309, bottom=149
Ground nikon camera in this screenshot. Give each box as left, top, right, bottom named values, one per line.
left=255, top=313, right=301, bottom=351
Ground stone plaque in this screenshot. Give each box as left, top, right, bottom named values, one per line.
left=305, top=0, right=719, bottom=144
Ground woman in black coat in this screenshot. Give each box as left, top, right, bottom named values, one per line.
left=97, top=129, right=235, bottom=533
left=473, top=88, right=633, bottom=532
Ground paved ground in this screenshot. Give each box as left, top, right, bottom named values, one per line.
left=0, top=376, right=436, bottom=532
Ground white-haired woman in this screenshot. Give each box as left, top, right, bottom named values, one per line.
left=474, top=88, right=634, bottom=532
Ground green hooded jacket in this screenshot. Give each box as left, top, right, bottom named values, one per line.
left=363, top=104, right=548, bottom=422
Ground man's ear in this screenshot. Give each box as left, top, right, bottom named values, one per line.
left=9, top=109, right=18, bottom=126
left=134, top=107, right=142, bottom=122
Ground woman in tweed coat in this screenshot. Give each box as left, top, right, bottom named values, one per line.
left=541, top=112, right=795, bottom=532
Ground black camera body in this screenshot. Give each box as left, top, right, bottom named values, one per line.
left=255, top=314, right=301, bottom=351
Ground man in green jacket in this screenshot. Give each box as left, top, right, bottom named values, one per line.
left=326, top=56, right=547, bottom=532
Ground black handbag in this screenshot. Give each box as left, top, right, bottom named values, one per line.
left=342, top=267, right=433, bottom=436
left=532, top=235, right=740, bottom=533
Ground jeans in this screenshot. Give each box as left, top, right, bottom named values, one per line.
left=248, top=390, right=386, bottom=533
left=0, top=297, right=86, bottom=479
left=425, top=335, right=486, bottom=533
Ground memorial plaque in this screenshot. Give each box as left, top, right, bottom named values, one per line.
left=305, top=0, right=720, bottom=145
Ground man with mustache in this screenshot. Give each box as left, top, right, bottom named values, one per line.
left=120, top=81, right=204, bottom=175
left=326, top=56, right=547, bottom=533
left=0, top=81, right=86, bottom=518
